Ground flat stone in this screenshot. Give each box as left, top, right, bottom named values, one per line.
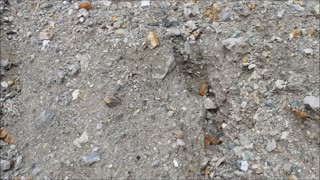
left=280, top=131, right=289, bottom=140
left=204, top=98, right=217, bottom=110
left=0, top=159, right=11, bottom=171
left=82, top=152, right=101, bottom=165
left=292, top=4, right=304, bottom=11
left=239, top=134, right=250, bottom=146
left=304, top=48, right=313, bottom=55
left=303, top=96, right=319, bottom=111
left=237, top=160, right=249, bottom=172
left=269, top=130, right=279, bottom=136
left=222, top=37, right=247, bottom=51
left=141, top=0, right=150, bottom=7
left=73, top=131, right=89, bottom=148
left=173, top=159, right=179, bottom=167
left=72, top=89, right=82, bottom=100
left=176, top=139, right=185, bottom=146
left=275, top=80, right=286, bottom=89
left=266, top=139, right=276, bottom=152
left=283, top=163, right=292, bottom=172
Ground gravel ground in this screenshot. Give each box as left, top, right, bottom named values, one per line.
left=0, top=0, right=319, bottom=179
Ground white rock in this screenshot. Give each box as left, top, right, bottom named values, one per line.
left=248, top=64, right=256, bottom=70
left=72, top=89, right=81, bottom=100
left=204, top=98, right=217, bottom=110
left=185, top=21, right=197, bottom=32
left=304, top=48, right=313, bottom=55
left=277, top=10, right=285, bottom=18
left=240, top=101, right=248, bottom=108
left=141, top=0, right=150, bottom=7
left=73, top=131, right=89, bottom=148
left=240, top=161, right=249, bottom=171
left=166, top=28, right=181, bottom=37
left=292, top=4, right=305, bottom=11
left=303, top=96, right=320, bottom=110
left=173, top=159, right=179, bottom=167
left=1, top=81, right=9, bottom=88
left=222, top=37, right=247, bottom=50
left=176, top=139, right=185, bottom=146
left=275, top=80, right=286, bottom=89
left=281, top=131, right=289, bottom=140
left=314, top=4, right=320, bottom=15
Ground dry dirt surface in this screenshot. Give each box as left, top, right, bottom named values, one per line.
left=0, top=0, right=319, bottom=179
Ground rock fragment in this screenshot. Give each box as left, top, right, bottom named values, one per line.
left=82, top=152, right=101, bottom=165
left=0, top=159, right=11, bottom=171
left=222, top=37, right=247, bottom=51
left=73, top=131, right=89, bottom=148
left=204, top=98, right=217, bottom=110
left=72, top=89, right=82, bottom=100
left=303, top=96, right=319, bottom=111
left=266, top=139, right=276, bottom=152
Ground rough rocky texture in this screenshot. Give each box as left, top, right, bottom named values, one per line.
left=0, top=0, right=319, bottom=179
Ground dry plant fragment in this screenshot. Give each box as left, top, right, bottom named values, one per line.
left=289, top=29, right=301, bottom=40
left=0, top=128, right=9, bottom=138
left=292, top=109, right=310, bottom=120
left=79, top=3, right=92, bottom=10
left=199, top=81, right=209, bottom=96
left=146, top=31, right=160, bottom=49
left=204, top=133, right=222, bottom=145
left=248, top=2, right=256, bottom=10
left=205, top=4, right=220, bottom=21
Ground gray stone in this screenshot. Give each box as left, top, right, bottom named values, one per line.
left=113, top=20, right=123, bottom=28
left=314, top=4, right=320, bottom=15
left=0, top=159, right=11, bottom=171
left=266, top=139, right=276, bottom=152
left=241, top=151, right=254, bottom=160
left=176, top=139, right=185, bottom=146
left=275, top=80, right=286, bottom=89
left=82, top=152, right=101, bottom=165
left=222, top=37, right=247, bottom=51
left=68, top=62, right=81, bottom=75
left=240, top=101, right=247, bottom=109
left=32, top=166, right=41, bottom=175
left=166, top=28, right=181, bottom=37
left=292, top=4, right=305, bottom=11
left=303, top=96, right=319, bottom=111
left=222, top=11, right=231, bottom=21
left=283, top=163, right=292, bottom=172
left=78, top=9, right=89, bottom=18
left=304, top=48, right=313, bottom=55
left=185, top=21, right=197, bottom=32
left=237, top=160, right=249, bottom=172
left=269, top=130, right=279, bottom=136
left=1, top=59, right=11, bottom=70
left=239, top=134, right=250, bottom=146
left=277, top=10, right=285, bottom=18
left=233, top=146, right=243, bottom=157
left=280, top=131, right=289, bottom=140
left=14, top=156, right=23, bottom=170
left=204, top=98, right=217, bottom=110
left=151, top=160, right=160, bottom=167
left=38, top=110, right=55, bottom=126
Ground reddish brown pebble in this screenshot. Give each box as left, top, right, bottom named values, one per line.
left=79, top=3, right=92, bottom=10
left=199, top=81, right=209, bottom=96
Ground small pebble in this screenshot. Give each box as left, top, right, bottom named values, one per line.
left=275, top=80, right=286, bottom=89
left=269, top=130, right=279, bottom=136
left=175, top=130, right=184, bottom=139
left=204, top=98, right=217, bottom=110
left=173, top=159, right=179, bottom=167
left=0, top=159, right=11, bottom=171
left=1, top=81, right=9, bottom=88
left=176, top=139, right=185, bottom=146
left=82, top=152, right=101, bottom=165
left=72, top=89, right=81, bottom=100
left=303, top=96, right=319, bottom=111
left=240, top=101, right=247, bottom=109
left=266, top=139, right=276, bottom=152
left=304, top=48, right=313, bottom=55
left=292, top=4, right=305, bottom=11
left=281, top=131, right=289, bottom=140
left=283, top=163, right=292, bottom=172
left=248, top=64, right=256, bottom=70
